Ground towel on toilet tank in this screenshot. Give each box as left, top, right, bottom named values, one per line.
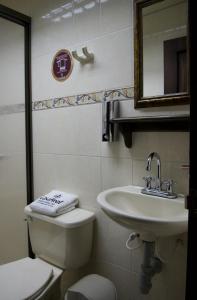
left=30, top=190, right=79, bottom=216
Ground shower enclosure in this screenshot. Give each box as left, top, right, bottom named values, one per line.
left=0, top=5, right=32, bottom=264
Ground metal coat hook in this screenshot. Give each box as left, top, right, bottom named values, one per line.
left=72, top=47, right=94, bottom=64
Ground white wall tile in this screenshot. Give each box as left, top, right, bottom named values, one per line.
left=132, top=132, right=189, bottom=162
left=33, top=153, right=59, bottom=198
left=100, top=0, right=133, bottom=35
left=82, top=27, right=134, bottom=92
left=73, top=103, right=102, bottom=157
left=33, top=103, right=101, bottom=156
left=70, top=27, right=134, bottom=93
left=54, top=154, right=102, bottom=209
left=74, top=0, right=100, bottom=43
left=0, top=18, right=25, bottom=106
left=34, top=153, right=101, bottom=209
left=93, top=210, right=132, bottom=271
left=32, top=28, right=133, bottom=100
left=31, top=8, right=76, bottom=59
left=132, top=159, right=146, bottom=187
left=163, top=161, right=189, bottom=195
left=101, top=134, right=132, bottom=159
left=101, top=157, right=132, bottom=190
left=0, top=113, right=26, bottom=154
left=32, top=107, right=75, bottom=155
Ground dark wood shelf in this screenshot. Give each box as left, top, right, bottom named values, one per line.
left=110, top=115, right=190, bottom=148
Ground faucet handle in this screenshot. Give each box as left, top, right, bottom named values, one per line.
left=143, top=176, right=153, bottom=189
left=162, top=179, right=176, bottom=194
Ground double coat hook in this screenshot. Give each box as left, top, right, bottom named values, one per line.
left=72, top=47, right=94, bottom=64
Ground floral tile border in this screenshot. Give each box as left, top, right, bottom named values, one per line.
left=103, top=87, right=134, bottom=101
left=0, top=86, right=134, bottom=115
left=33, top=86, right=134, bottom=111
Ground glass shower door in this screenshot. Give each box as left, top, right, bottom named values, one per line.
left=0, top=14, right=30, bottom=264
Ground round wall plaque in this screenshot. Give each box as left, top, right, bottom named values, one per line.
left=52, top=49, right=73, bottom=81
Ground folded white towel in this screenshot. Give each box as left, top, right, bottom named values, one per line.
left=30, top=190, right=78, bottom=217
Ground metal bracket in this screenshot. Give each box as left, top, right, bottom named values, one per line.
left=102, top=100, right=119, bottom=142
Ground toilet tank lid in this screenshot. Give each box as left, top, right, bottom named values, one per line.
left=24, top=205, right=95, bottom=228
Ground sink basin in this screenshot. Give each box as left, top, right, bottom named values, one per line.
left=97, top=186, right=188, bottom=240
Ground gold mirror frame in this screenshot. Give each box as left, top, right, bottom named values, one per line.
left=134, top=0, right=190, bottom=108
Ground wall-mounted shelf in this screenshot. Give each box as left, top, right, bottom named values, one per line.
left=110, top=115, right=190, bottom=148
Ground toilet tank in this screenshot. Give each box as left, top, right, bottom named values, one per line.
left=24, top=206, right=95, bottom=269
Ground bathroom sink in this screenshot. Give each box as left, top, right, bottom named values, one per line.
left=97, top=186, right=188, bottom=241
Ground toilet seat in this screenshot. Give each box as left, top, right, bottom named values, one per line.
left=0, top=257, right=62, bottom=300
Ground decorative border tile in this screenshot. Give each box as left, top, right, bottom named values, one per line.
left=103, top=87, right=134, bottom=101
left=33, top=86, right=134, bottom=111
left=0, top=86, right=134, bottom=115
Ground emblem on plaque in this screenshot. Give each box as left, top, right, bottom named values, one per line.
left=52, top=49, right=73, bottom=81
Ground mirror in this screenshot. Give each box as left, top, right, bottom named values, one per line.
left=134, top=0, right=190, bottom=108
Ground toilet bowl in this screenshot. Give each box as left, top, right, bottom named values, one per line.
left=0, top=205, right=95, bottom=300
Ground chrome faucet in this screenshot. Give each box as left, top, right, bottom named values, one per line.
left=142, top=152, right=177, bottom=199
left=146, top=152, right=161, bottom=190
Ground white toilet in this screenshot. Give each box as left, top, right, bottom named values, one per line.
left=0, top=204, right=95, bottom=300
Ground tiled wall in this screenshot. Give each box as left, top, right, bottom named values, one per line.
left=33, top=103, right=189, bottom=300
left=0, top=0, right=189, bottom=299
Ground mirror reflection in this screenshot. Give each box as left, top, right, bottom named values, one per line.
left=142, top=0, right=188, bottom=97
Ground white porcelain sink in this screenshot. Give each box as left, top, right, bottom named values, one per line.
left=97, top=186, right=188, bottom=240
